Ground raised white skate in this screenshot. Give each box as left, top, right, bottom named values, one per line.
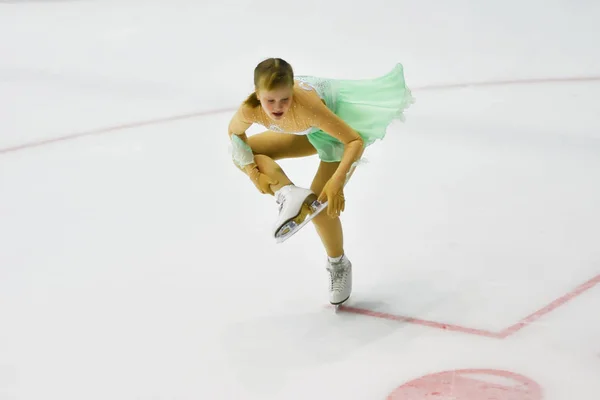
left=273, top=185, right=328, bottom=243
left=326, top=254, right=352, bottom=309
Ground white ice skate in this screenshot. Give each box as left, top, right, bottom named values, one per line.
left=273, top=184, right=328, bottom=243
left=326, top=254, right=352, bottom=310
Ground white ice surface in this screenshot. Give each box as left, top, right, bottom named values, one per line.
left=1, top=1, right=600, bottom=399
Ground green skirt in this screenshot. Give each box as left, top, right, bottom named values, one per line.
left=299, top=63, right=414, bottom=162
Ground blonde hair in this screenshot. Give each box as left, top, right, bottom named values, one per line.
left=244, top=58, right=294, bottom=108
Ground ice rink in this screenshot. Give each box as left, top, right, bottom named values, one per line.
left=1, top=1, right=600, bottom=399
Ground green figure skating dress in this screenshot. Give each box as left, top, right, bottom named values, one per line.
left=295, top=63, right=414, bottom=162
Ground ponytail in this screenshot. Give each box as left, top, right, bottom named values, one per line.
left=243, top=92, right=261, bottom=108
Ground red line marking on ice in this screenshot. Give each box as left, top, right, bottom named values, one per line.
left=2, top=75, right=600, bottom=155
left=498, top=274, right=600, bottom=338
left=0, top=107, right=234, bottom=155
left=387, top=369, right=543, bottom=400
left=339, top=306, right=502, bottom=338
left=339, top=274, right=600, bottom=339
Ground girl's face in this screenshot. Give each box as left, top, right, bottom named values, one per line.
left=257, top=85, right=293, bottom=121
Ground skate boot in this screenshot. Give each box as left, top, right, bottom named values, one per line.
left=273, top=184, right=327, bottom=243
left=326, top=254, right=352, bottom=310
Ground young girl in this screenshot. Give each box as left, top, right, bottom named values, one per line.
left=228, top=58, right=413, bottom=307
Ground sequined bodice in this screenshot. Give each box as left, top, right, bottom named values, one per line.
left=264, top=123, right=317, bottom=136
left=256, top=77, right=337, bottom=135
left=229, top=74, right=354, bottom=142
left=294, top=76, right=337, bottom=111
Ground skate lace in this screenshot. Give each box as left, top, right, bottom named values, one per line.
left=327, top=263, right=348, bottom=292
left=275, top=191, right=286, bottom=212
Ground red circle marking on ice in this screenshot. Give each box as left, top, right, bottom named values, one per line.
left=387, top=369, right=542, bottom=400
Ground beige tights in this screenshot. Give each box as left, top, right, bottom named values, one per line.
left=252, top=154, right=344, bottom=258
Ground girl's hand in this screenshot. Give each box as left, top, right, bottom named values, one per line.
left=245, top=164, right=278, bottom=195
left=318, top=176, right=346, bottom=217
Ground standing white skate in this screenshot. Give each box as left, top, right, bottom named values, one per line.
left=326, top=254, right=352, bottom=311
left=273, top=185, right=328, bottom=243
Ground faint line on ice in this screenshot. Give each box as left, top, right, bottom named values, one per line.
left=0, top=107, right=234, bottom=155
left=1, top=75, right=600, bottom=155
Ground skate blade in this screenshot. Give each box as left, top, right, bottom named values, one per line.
left=332, top=296, right=350, bottom=306
left=274, top=199, right=328, bottom=244
left=333, top=298, right=350, bottom=313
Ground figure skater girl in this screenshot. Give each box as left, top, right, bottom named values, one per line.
left=227, top=58, right=413, bottom=306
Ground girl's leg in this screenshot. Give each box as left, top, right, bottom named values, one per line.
left=310, top=160, right=353, bottom=306
left=309, top=161, right=344, bottom=258
left=243, top=131, right=346, bottom=259
left=245, top=131, right=352, bottom=304
left=246, top=131, right=317, bottom=194
left=248, top=131, right=316, bottom=161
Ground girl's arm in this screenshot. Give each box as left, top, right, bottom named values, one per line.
left=228, top=106, right=256, bottom=173
left=228, top=105, right=278, bottom=194
left=310, top=101, right=364, bottom=182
